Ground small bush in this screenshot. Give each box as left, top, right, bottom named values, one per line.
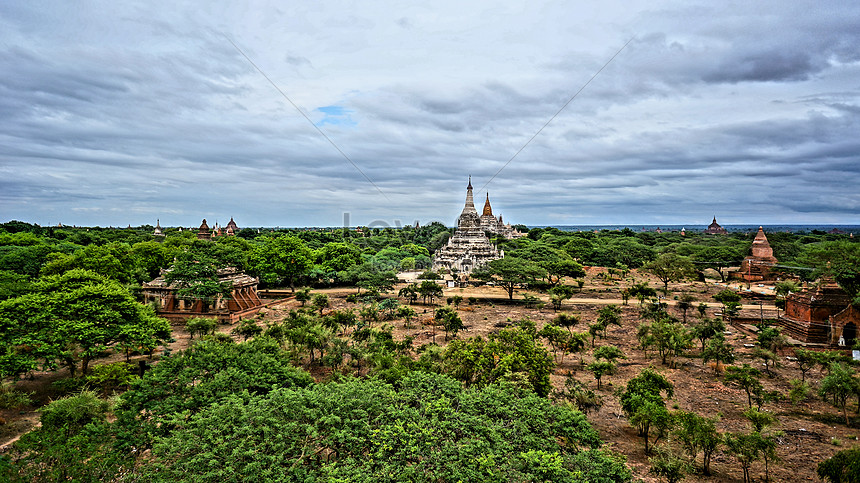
left=86, top=362, right=138, bottom=395
left=51, top=377, right=89, bottom=396
left=789, top=378, right=812, bottom=405
left=0, top=383, right=33, bottom=410
left=40, top=390, right=109, bottom=432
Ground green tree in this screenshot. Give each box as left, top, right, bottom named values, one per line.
left=587, top=360, right=616, bottom=390
left=131, top=373, right=630, bottom=482
left=0, top=270, right=33, bottom=301
left=513, top=243, right=585, bottom=286
left=675, top=294, right=696, bottom=324
left=619, top=368, right=674, bottom=455
left=311, top=293, right=330, bottom=315
left=248, top=235, right=313, bottom=291
left=472, top=257, right=546, bottom=300
left=553, top=312, right=581, bottom=335
left=4, top=390, right=118, bottom=481
left=538, top=324, right=572, bottom=363
left=629, top=282, right=657, bottom=305
left=131, top=240, right=173, bottom=280
left=562, top=237, right=595, bottom=261
left=435, top=306, right=464, bottom=340
left=443, top=320, right=554, bottom=396
left=396, top=305, right=417, bottom=328
left=589, top=237, right=656, bottom=269
left=693, top=246, right=743, bottom=282
left=819, top=363, right=860, bottom=426
left=549, top=284, right=576, bottom=310
left=793, top=347, right=818, bottom=382
left=597, top=304, right=623, bottom=337
left=294, top=287, right=312, bottom=306
left=795, top=240, right=860, bottom=300
left=315, top=241, right=363, bottom=274
left=231, top=319, right=263, bottom=341
left=0, top=270, right=171, bottom=377
left=645, top=253, right=696, bottom=291
left=398, top=283, right=419, bottom=304
left=418, top=280, right=444, bottom=305
left=673, top=411, right=721, bottom=475
left=593, top=344, right=625, bottom=364
left=713, top=288, right=741, bottom=308
left=691, top=317, right=725, bottom=352
left=378, top=297, right=400, bottom=320
left=724, top=364, right=764, bottom=408
left=702, top=335, right=735, bottom=372
left=164, top=251, right=233, bottom=311
left=114, top=337, right=314, bottom=448
left=646, top=318, right=692, bottom=367
left=186, top=317, right=217, bottom=339
left=41, top=242, right=144, bottom=284
left=724, top=431, right=762, bottom=483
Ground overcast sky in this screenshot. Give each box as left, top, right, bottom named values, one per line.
left=2, top=1, right=859, bottom=228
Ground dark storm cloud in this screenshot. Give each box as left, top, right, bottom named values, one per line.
left=704, top=51, right=821, bottom=83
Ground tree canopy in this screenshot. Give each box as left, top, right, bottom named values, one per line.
left=0, top=269, right=171, bottom=378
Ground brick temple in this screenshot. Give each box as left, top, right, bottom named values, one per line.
left=142, top=267, right=265, bottom=324
left=777, top=279, right=859, bottom=347
left=704, top=216, right=728, bottom=235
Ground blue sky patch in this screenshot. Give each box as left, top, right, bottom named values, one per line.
left=315, top=105, right=357, bottom=127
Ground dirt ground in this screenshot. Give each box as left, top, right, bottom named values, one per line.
left=2, top=270, right=859, bottom=482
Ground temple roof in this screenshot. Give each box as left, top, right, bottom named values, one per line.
left=787, top=278, right=852, bottom=307
left=143, top=266, right=258, bottom=290
left=482, top=193, right=493, bottom=216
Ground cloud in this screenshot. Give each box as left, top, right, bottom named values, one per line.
left=0, top=1, right=858, bottom=227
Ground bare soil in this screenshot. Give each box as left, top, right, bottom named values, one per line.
left=3, top=269, right=859, bottom=482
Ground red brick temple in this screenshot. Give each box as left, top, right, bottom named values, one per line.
left=141, top=267, right=265, bottom=324
left=704, top=216, right=728, bottom=235
left=197, top=218, right=239, bottom=240
left=777, top=279, right=859, bottom=347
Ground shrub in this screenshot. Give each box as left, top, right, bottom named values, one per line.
left=86, top=362, right=138, bottom=395
left=0, top=382, right=33, bottom=409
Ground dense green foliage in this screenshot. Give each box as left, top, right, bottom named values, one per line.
left=443, top=319, right=554, bottom=396
left=0, top=270, right=171, bottom=378
left=136, top=373, right=628, bottom=482
left=818, top=446, right=860, bottom=483
left=2, top=339, right=630, bottom=483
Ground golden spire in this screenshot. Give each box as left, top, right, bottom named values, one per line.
left=482, top=193, right=493, bottom=216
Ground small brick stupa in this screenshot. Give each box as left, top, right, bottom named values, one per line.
left=197, top=219, right=212, bottom=240
left=738, top=226, right=778, bottom=282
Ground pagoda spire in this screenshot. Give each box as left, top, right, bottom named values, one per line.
left=482, top=193, right=493, bottom=216
left=460, top=176, right=478, bottom=218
